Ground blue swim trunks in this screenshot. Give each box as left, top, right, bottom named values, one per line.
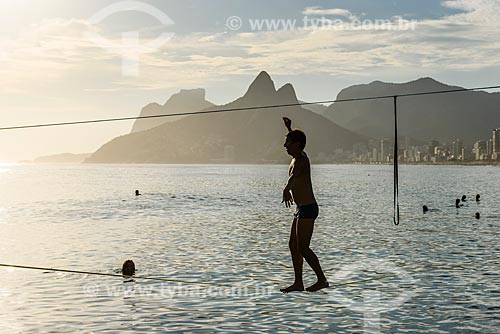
left=294, top=203, right=319, bottom=220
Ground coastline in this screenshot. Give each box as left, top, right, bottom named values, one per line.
left=13, top=160, right=500, bottom=166
left=348, top=161, right=500, bottom=167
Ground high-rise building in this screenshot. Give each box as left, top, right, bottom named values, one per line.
left=380, top=139, right=391, bottom=162
left=474, top=141, right=486, bottom=160
left=416, top=151, right=422, bottom=162
left=371, top=148, right=377, bottom=163
left=486, top=139, right=493, bottom=156
left=452, top=139, right=463, bottom=160
left=493, top=128, right=500, bottom=160
left=428, top=140, right=439, bottom=156
left=461, top=147, right=472, bottom=161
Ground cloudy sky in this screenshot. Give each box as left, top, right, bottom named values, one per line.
left=1, top=0, right=500, bottom=161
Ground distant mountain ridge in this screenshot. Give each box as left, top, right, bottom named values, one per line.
left=323, top=78, right=500, bottom=144
left=85, top=72, right=367, bottom=164
left=33, top=153, right=91, bottom=163
left=131, top=82, right=325, bottom=135
left=131, top=88, right=214, bottom=133
left=85, top=74, right=500, bottom=164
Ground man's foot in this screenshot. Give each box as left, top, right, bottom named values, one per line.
left=306, top=280, right=329, bottom=292
left=280, top=283, right=304, bottom=293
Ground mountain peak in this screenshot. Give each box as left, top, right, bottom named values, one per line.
left=415, top=77, right=441, bottom=84
left=255, top=70, right=272, bottom=83
left=406, top=77, right=456, bottom=91
left=131, top=88, right=214, bottom=133
left=166, top=88, right=207, bottom=105
left=276, top=83, right=298, bottom=104
left=412, top=77, right=446, bottom=86
left=243, top=71, right=276, bottom=101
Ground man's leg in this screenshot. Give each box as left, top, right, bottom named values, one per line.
left=280, top=218, right=304, bottom=293
left=296, top=219, right=329, bottom=292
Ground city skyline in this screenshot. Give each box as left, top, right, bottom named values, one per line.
left=327, top=127, right=500, bottom=164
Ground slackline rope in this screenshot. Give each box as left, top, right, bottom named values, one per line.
left=1, top=258, right=492, bottom=290
left=393, top=96, right=400, bottom=225
left=0, top=263, right=232, bottom=287
left=1, top=84, right=499, bottom=131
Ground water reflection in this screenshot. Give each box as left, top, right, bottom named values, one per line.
left=0, top=164, right=498, bottom=333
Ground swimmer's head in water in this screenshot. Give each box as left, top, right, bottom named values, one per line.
left=461, top=195, right=466, bottom=202
left=423, top=205, right=429, bottom=213
left=475, top=212, right=480, bottom=219
left=476, top=194, right=480, bottom=201
left=122, top=260, right=135, bottom=276
left=135, top=190, right=141, bottom=196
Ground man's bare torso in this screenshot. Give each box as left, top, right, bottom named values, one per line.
left=288, top=152, right=316, bottom=206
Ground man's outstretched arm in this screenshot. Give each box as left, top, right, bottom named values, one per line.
left=283, top=117, right=292, bottom=132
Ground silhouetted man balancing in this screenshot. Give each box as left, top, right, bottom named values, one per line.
left=280, top=117, right=328, bottom=293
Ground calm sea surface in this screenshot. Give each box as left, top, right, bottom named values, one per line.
left=0, top=164, right=498, bottom=333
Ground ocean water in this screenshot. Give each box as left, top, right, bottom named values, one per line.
left=0, top=163, right=498, bottom=333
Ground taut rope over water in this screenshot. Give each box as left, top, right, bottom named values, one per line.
left=393, top=96, right=400, bottom=225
